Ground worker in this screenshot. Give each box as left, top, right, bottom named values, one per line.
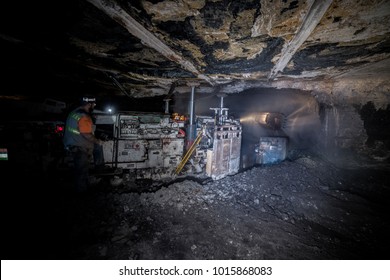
left=63, top=96, right=104, bottom=193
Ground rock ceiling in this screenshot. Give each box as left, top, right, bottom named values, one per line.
left=1, top=0, right=390, bottom=104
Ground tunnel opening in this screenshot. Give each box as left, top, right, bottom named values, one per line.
left=174, top=87, right=322, bottom=170
left=223, top=88, right=321, bottom=168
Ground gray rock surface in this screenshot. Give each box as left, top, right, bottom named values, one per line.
left=61, top=155, right=389, bottom=260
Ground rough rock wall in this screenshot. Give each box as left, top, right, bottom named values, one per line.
left=316, top=100, right=390, bottom=165
left=318, top=104, right=366, bottom=152
left=271, top=77, right=390, bottom=109
left=331, top=78, right=390, bottom=109
left=275, top=76, right=390, bottom=164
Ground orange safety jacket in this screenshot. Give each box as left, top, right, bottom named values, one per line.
left=63, top=107, right=95, bottom=150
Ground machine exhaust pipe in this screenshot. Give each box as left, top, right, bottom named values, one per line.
left=186, top=83, right=198, bottom=150
left=163, top=98, right=170, bottom=114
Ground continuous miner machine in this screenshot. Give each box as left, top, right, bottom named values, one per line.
left=93, top=95, right=242, bottom=184
left=0, top=95, right=288, bottom=186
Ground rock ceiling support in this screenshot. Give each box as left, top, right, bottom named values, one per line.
left=268, top=0, right=333, bottom=80
left=86, top=0, right=214, bottom=86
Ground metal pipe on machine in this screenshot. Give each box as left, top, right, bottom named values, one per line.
left=186, top=84, right=197, bottom=150
left=163, top=98, right=170, bottom=114
left=189, top=86, right=195, bottom=125
left=219, top=95, right=224, bottom=124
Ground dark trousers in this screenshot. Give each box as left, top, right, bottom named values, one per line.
left=69, top=146, right=93, bottom=193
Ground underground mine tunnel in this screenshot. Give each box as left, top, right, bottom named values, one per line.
left=1, top=0, right=389, bottom=260
left=1, top=87, right=389, bottom=260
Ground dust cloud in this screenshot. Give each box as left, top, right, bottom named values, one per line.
left=172, top=88, right=322, bottom=157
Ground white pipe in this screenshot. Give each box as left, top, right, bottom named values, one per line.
left=189, top=86, right=195, bottom=125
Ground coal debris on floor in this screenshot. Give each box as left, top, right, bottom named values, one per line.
left=1, top=154, right=389, bottom=260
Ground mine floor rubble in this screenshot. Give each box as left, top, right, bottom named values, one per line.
left=2, top=151, right=390, bottom=260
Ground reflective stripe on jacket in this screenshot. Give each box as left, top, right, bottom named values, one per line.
left=63, top=108, right=94, bottom=149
